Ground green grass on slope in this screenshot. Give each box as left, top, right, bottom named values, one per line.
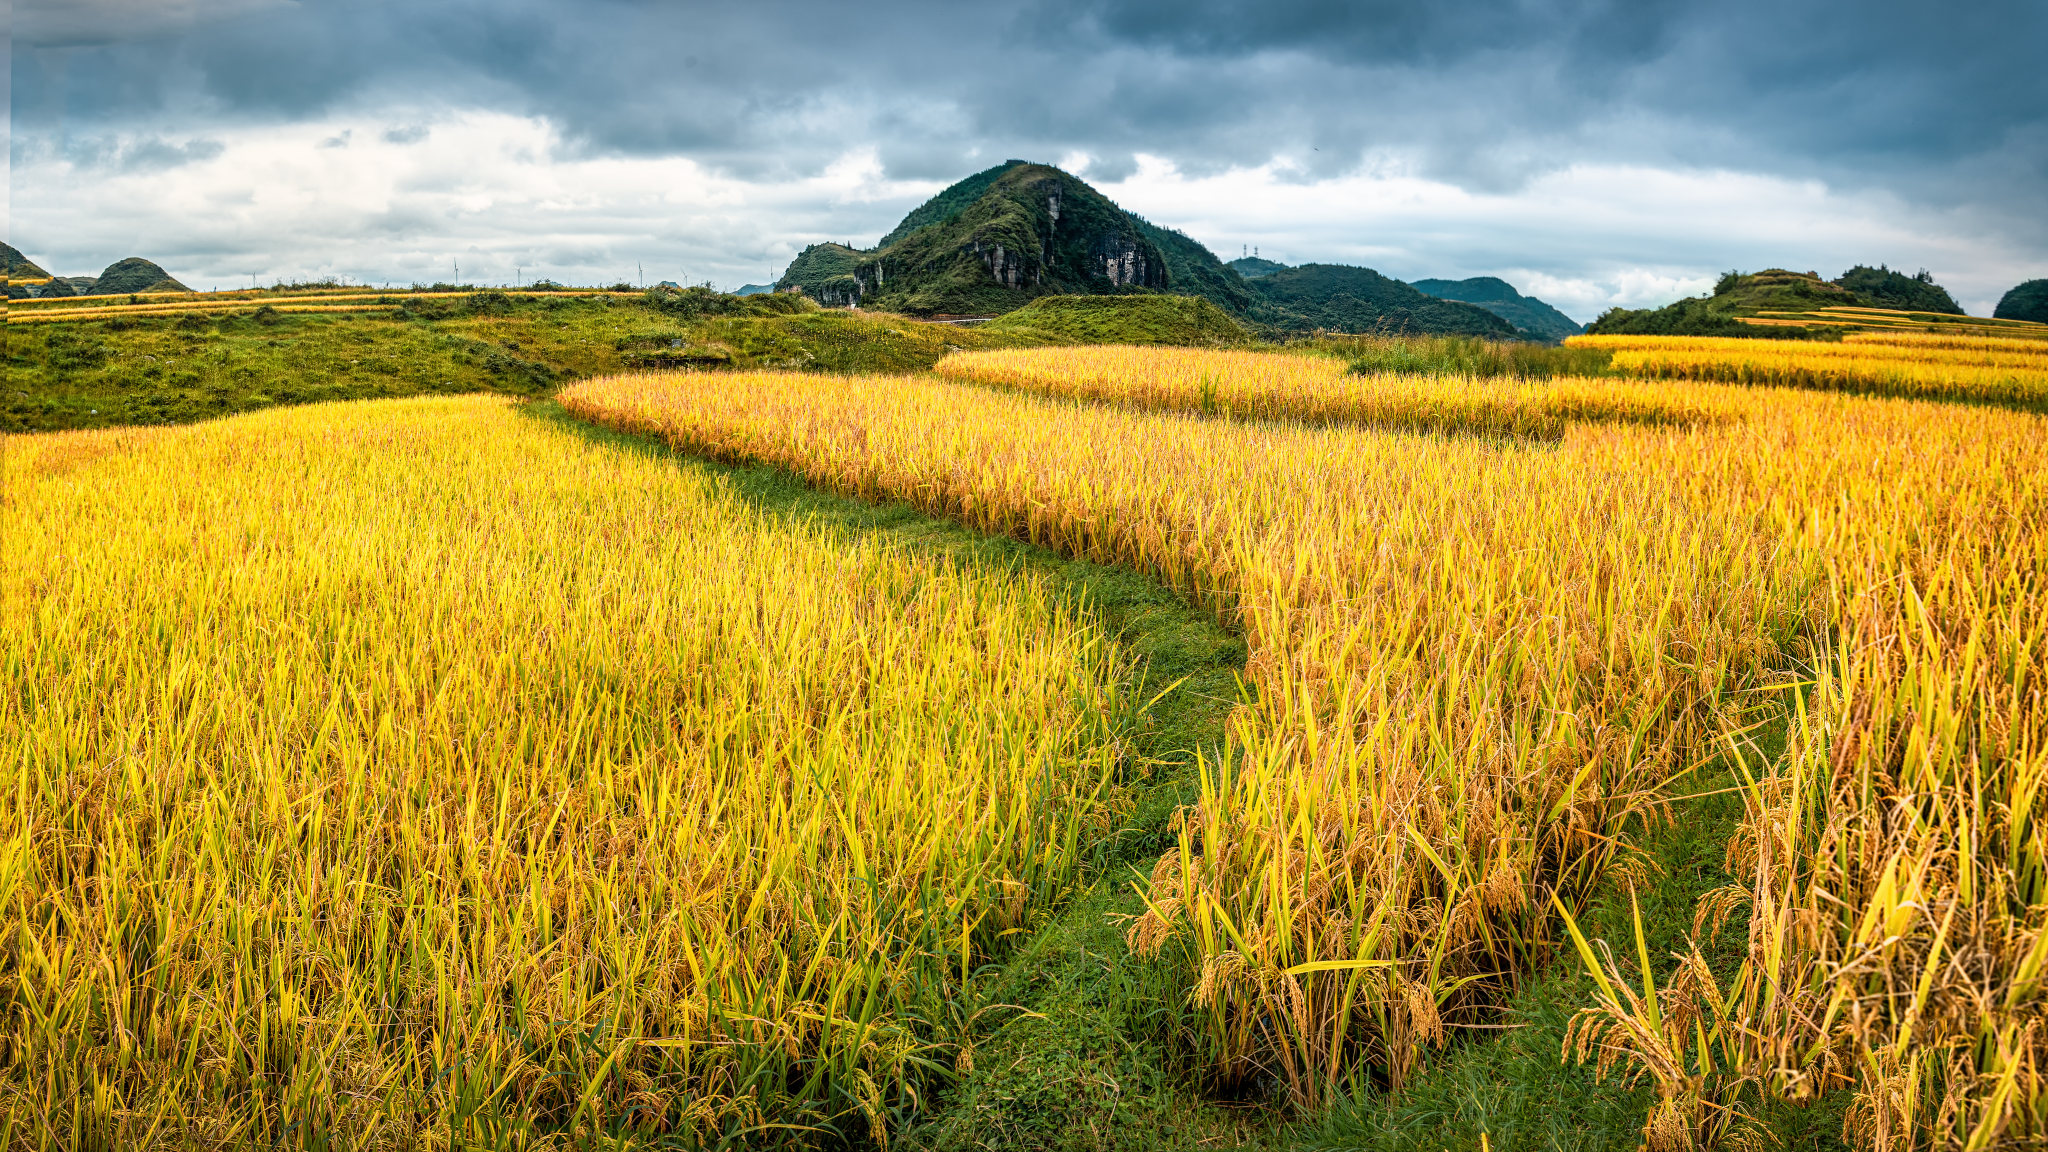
left=981, top=294, right=1252, bottom=346
left=5, top=291, right=1038, bottom=433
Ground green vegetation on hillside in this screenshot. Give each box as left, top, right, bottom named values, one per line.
left=4, top=288, right=1031, bottom=432
left=1584, top=295, right=1760, bottom=337
left=1411, top=276, right=1583, bottom=342
left=1340, top=333, right=1612, bottom=379
left=836, top=162, right=1258, bottom=319
left=849, top=163, right=1172, bottom=316
left=775, top=242, right=866, bottom=306
left=89, top=256, right=191, bottom=295
left=980, top=294, right=1251, bottom=345
left=1226, top=255, right=1289, bottom=279
left=877, top=159, right=1030, bottom=248
left=1247, top=263, right=1518, bottom=337
left=3, top=242, right=52, bottom=281
left=1587, top=266, right=1975, bottom=337
left=1134, top=217, right=1259, bottom=315
left=782, top=163, right=1559, bottom=339
left=1832, top=264, right=1962, bottom=313
left=1997, top=279, right=2048, bottom=323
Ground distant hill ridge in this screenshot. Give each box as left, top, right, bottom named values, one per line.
left=5, top=248, right=190, bottom=298
left=1412, top=277, right=1583, bottom=342
left=1226, top=256, right=1288, bottom=280
left=1999, top=280, right=2048, bottom=324
left=778, top=162, right=1544, bottom=337
left=4, top=242, right=53, bottom=281
left=1588, top=267, right=1969, bottom=337
left=1241, top=263, right=1515, bottom=338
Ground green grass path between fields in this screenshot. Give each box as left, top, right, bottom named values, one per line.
left=538, top=400, right=1850, bottom=1152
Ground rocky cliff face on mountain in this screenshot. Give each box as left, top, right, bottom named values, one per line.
left=778, top=163, right=1257, bottom=317
left=779, top=162, right=1552, bottom=337
left=807, top=163, right=1179, bottom=315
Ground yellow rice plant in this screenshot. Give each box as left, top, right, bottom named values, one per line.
left=1543, top=397, right=2048, bottom=1149
left=567, top=355, right=2048, bottom=1147
left=2, top=396, right=1131, bottom=1148
left=1567, top=334, right=2048, bottom=408
left=561, top=369, right=1815, bottom=1107
left=1844, top=330, right=2048, bottom=355
left=1575, top=332, right=2048, bottom=371
left=932, top=345, right=1731, bottom=439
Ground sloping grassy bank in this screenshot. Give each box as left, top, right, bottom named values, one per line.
left=4, top=289, right=1029, bottom=432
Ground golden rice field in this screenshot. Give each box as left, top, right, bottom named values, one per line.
left=1841, top=330, right=2048, bottom=354
left=1568, top=332, right=2048, bottom=408
left=4, top=397, right=1134, bottom=1147
left=562, top=346, right=2048, bottom=1150
left=12, top=332, right=2048, bottom=1150
left=932, top=345, right=1731, bottom=438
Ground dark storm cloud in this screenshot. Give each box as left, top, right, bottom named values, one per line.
left=19, top=0, right=2048, bottom=201
left=12, top=0, right=2046, bottom=231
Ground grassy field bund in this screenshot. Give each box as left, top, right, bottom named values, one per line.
left=8, top=314, right=2048, bottom=1150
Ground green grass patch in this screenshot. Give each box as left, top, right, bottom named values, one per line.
left=1337, top=334, right=1616, bottom=379
left=981, top=294, right=1252, bottom=346
left=5, top=290, right=1042, bottom=433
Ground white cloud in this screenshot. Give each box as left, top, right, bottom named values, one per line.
left=10, top=109, right=2036, bottom=314
left=12, top=111, right=948, bottom=291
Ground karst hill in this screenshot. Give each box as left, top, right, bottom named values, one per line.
left=777, top=161, right=1532, bottom=337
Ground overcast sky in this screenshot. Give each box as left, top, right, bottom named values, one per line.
left=12, top=0, right=2045, bottom=320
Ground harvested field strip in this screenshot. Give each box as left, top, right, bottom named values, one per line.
left=933, top=345, right=1730, bottom=439
left=561, top=369, right=1816, bottom=1110
left=562, top=364, right=2048, bottom=1146
left=4, top=395, right=1133, bottom=1147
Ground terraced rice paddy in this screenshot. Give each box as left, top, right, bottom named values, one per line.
left=1569, top=331, right=2048, bottom=409
left=564, top=349, right=2048, bottom=1149
left=933, top=345, right=1730, bottom=438
left=11, top=333, right=2048, bottom=1150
